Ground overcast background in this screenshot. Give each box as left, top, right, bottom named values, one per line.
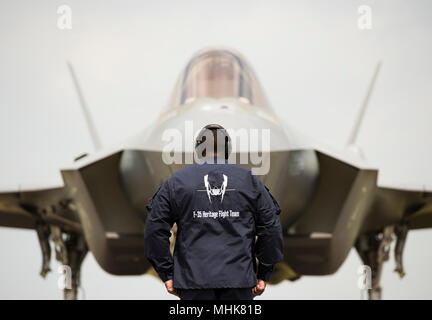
left=0, top=0, right=431, bottom=299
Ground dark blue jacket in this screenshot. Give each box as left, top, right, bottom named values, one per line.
left=144, top=162, right=283, bottom=289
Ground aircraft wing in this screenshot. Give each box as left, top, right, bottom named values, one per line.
left=0, top=113, right=160, bottom=230
left=0, top=191, right=36, bottom=229
left=283, top=123, right=432, bottom=231
left=0, top=185, right=82, bottom=232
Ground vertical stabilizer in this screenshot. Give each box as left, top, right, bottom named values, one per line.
left=67, top=61, right=102, bottom=151
left=347, top=62, right=382, bottom=147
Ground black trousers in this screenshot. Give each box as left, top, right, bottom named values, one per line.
left=179, top=287, right=254, bottom=300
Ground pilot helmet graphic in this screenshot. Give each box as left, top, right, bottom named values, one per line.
left=204, top=172, right=228, bottom=203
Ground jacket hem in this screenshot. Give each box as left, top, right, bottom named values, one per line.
left=173, top=280, right=257, bottom=290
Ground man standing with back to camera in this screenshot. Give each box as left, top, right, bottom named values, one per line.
left=144, top=124, right=283, bottom=300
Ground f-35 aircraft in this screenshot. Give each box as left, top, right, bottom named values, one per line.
left=1, top=48, right=431, bottom=300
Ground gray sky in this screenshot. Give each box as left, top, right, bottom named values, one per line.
left=0, top=0, right=431, bottom=299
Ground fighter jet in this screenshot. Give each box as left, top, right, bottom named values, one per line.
left=1, top=48, right=431, bottom=300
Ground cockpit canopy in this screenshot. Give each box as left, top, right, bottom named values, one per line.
left=167, top=48, right=270, bottom=109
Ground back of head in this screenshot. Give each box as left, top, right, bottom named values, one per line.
left=195, top=124, right=231, bottom=162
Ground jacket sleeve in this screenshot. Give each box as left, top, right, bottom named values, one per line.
left=252, top=174, right=284, bottom=282
left=144, top=180, right=176, bottom=282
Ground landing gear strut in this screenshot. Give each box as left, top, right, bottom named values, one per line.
left=35, top=222, right=52, bottom=278
left=394, top=224, right=408, bottom=278
left=355, top=226, right=394, bottom=300
left=34, top=222, right=88, bottom=300
left=50, top=226, right=88, bottom=300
